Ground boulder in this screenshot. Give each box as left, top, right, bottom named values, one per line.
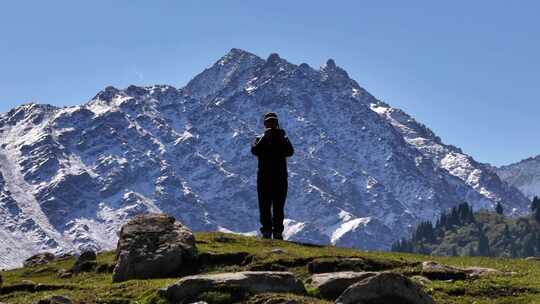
left=335, top=272, right=435, bottom=304
left=307, top=271, right=377, bottom=299
left=71, top=250, right=97, bottom=273
left=35, top=295, right=73, bottom=304
left=165, top=271, right=306, bottom=302
left=112, top=213, right=197, bottom=282
left=23, top=253, right=56, bottom=267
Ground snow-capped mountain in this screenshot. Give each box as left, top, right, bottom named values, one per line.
left=496, top=156, right=540, bottom=200
left=0, top=49, right=529, bottom=268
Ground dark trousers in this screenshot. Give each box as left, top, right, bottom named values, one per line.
left=257, top=174, right=288, bottom=235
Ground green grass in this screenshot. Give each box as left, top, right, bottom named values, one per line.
left=1, top=232, right=540, bottom=303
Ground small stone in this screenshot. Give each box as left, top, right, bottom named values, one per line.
left=270, top=248, right=287, bottom=254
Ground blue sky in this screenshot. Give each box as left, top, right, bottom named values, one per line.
left=1, top=1, right=539, bottom=166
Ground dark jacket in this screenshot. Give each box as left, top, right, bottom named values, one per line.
left=251, top=128, right=294, bottom=178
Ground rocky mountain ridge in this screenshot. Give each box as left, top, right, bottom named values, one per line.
left=495, top=155, right=540, bottom=200
left=0, top=48, right=530, bottom=268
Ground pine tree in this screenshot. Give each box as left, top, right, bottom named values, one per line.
left=478, top=230, right=490, bottom=256
left=503, top=224, right=511, bottom=238
left=448, top=206, right=459, bottom=227
left=522, top=233, right=536, bottom=257
left=468, top=245, right=476, bottom=257
left=510, top=243, right=518, bottom=258
left=495, top=202, right=504, bottom=215
left=532, top=197, right=540, bottom=223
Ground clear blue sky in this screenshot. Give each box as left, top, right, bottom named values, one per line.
left=1, top=1, right=539, bottom=166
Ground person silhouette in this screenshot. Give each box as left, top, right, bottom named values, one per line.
left=251, top=112, right=294, bottom=239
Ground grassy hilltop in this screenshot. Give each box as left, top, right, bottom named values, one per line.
left=1, top=232, right=540, bottom=304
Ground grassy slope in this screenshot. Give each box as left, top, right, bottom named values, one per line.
left=0, top=232, right=539, bottom=303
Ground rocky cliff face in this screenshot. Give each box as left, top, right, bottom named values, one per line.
left=0, top=48, right=529, bottom=268
left=496, top=156, right=540, bottom=200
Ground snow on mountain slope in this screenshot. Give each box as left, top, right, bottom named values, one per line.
left=370, top=102, right=528, bottom=215
left=496, top=156, right=540, bottom=200
left=0, top=49, right=530, bottom=268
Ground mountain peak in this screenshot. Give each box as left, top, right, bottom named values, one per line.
left=217, top=48, right=261, bottom=67
left=266, top=53, right=282, bottom=64
left=325, top=58, right=337, bottom=69
left=320, top=58, right=350, bottom=82
left=91, top=86, right=121, bottom=102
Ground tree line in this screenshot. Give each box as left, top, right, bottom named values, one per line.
left=392, top=198, right=540, bottom=258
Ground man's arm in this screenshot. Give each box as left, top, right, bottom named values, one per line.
left=283, top=136, right=294, bottom=157
left=251, top=136, right=266, bottom=156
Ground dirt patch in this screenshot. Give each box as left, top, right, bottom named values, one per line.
left=198, top=252, right=254, bottom=268
left=362, top=296, right=418, bottom=304
left=248, top=258, right=314, bottom=271
left=246, top=293, right=317, bottom=304
left=96, top=263, right=116, bottom=273
left=1, top=283, right=78, bottom=294
left=442, top=285, right=538, bottom=297
left=308, top=257, right=409, bottom=273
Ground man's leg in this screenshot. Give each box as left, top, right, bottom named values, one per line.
left=257, top=176, right=272, bottom=238
left=272, top=179, right=288, bottom=240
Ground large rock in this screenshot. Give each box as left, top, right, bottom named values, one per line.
left=23, top=253, right=55, bottom=267
left=112, top=213, right=197, bottom=282
left=307, top=271, right=377, bottom=299
left=335, top=272, right=435, bottom=304
left=165, top=271, right=306, bottom=302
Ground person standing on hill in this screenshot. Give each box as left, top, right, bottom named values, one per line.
left=251, top=112, right=294, bottom=239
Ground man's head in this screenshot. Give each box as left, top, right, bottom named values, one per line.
left=263, top=112, right=279, bottom=129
